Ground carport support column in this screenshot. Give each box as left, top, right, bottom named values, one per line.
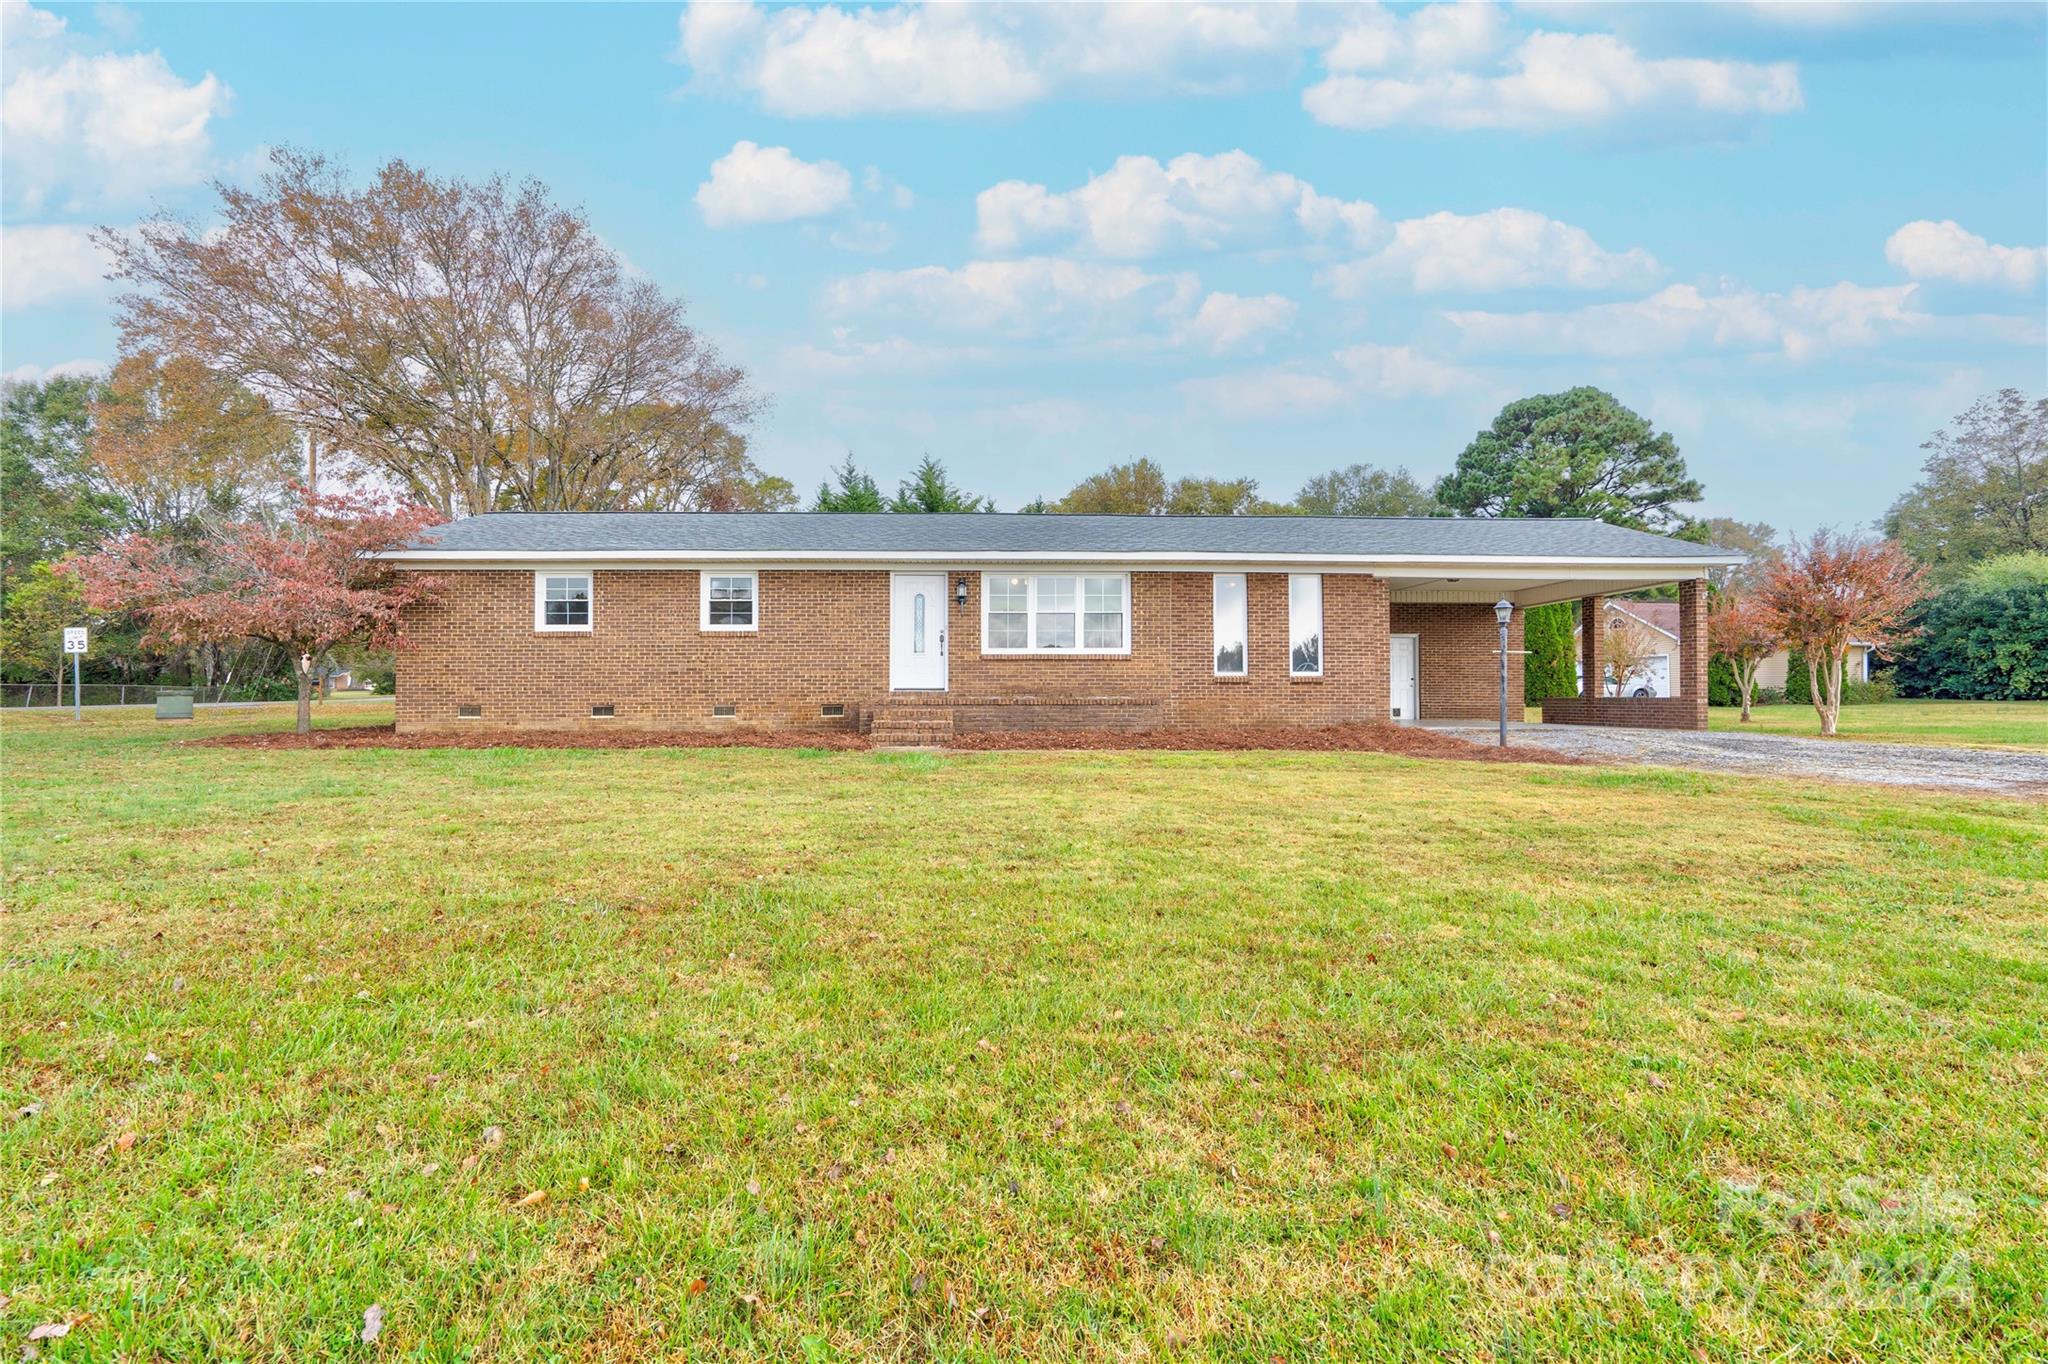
left=1579, top=595, right=1604, bottom=699
left=1677, top=578, right=1708, bottom=729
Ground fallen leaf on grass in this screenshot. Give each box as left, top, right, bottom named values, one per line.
left=745, top=1179, right=761, bottom=1197
left=26, top=1321, right=71, bottom=1341
left=113, top=1131, right=137, bottom=1153
left=360, top=1304, right=385, bottom=1344
left=16, top=1103, right=41, bottom=1119
left=481, top=1126, right=505, bottom=1147
left=685, top=1278, right=708, bottom=1297
left=514, top=1189, right=548, bottom=1208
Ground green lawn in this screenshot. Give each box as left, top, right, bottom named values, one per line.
left=5, top=703, right=2044, bottom=1361
left=1709, top=699, right=2048, bottom=751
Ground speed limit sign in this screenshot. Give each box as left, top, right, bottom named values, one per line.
left=63, top=627, right=88, bottom=654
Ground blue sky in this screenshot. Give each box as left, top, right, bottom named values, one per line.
left=3, top=1, right=2044, bottom=533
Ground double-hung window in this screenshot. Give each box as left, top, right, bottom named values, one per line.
left=534, top=570, right=593, bottom=632
left=980, top=573, right=1128, bottom=654
left=1212, top=573, right=1247, bottom=676
left=700, top=570, right=758, bottom=631
left=1288, top=574, right=1323, bottom=677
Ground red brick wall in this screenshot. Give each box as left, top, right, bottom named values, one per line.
left=394, top=569, right=889, bottom=732
left=394, top=568, right=1396, bottom=733
left=1388, top=602, right=1525, bottom=721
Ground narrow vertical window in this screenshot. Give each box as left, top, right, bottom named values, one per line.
left=1289, top=574, right=1323, bottom=677
left=1213, top=573, right=1247, bottom=676
left=912, top=593, right=926, bottom=653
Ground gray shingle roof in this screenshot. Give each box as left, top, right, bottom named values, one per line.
left=399, top=512, right=1735, bottom=561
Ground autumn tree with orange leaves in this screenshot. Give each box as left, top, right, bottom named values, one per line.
left=90, top=352, right=299, bottom=531
left=70, top=488, right=441, bottom=735
left=1707, top=591, right=1783, bottom=722
left=98, top=149, right=768, bottom=518
left=1754, top=532, right=1927, bottom=736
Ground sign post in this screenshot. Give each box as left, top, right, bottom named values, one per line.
left=63, top=627, right=88, bottom=720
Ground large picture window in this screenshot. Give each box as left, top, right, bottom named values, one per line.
left=700, top=570, right=758, bottom=631
left=534, top=570, right=593, bottom=632
left=1289, top=574, right=1323, bottom=677
left=980, top=573, right=1128, bottom=654
left=1213, top=573, right=1247, bottom=676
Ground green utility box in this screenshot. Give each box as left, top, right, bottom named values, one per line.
left=155, top=687, right=195, bottom=720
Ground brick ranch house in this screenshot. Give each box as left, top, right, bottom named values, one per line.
left=380, top=513, right=1740, bottom=740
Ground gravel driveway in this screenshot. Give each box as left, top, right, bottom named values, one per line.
left=1436, top=724, right=2048, bottom=797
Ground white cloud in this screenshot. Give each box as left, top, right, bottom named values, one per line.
left=1320, top=207, right=1661, bottom=295
left=824, top=256, right=1200, bottom=340
left=1885, top=220, right=2046, bottom=293
left=1176, top=291, right=1297, bottom=354
left=1333, top=342, right=1473, bottom=396
left=676, top=1, right=1310, bottom=117
left=0, top=223, right=112, bottom=308
left=679, top=2, right=1043, bottom=116
left=977, top=150, right=1378, bottom=258
left=1304, top=29, right=1801, bottom=133
left=1445, top=281, right=1927, bottom=360
left=1, top=4, right=231, bottom=209
left=1182, top=342, right=1478, bottom=418
left=2, top=357, right=105, bottom=385
left=779, top=331, right=993, bottom=376
left=695, top=140, right=852, bottom=227
left=1323, top=2, right=1508, bottom=73
left=1182, top=368, right=1352, bottom=419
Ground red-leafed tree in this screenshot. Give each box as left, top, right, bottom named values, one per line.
left=1754, top=532, right=1927, bottom=736
left=1707, top=591, right=1783, bottom=723
left=69, top=488, right=441, bottom=735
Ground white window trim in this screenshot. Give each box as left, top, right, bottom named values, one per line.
left=699, top=567, right=761, bottom=633
left=1288, top=572, right=1324, bottom=678
left=533, top=568, right=594, bottom=633
left=979, top=571, right=1131, bottom=657
left=1213, top=572, right=1248, bottom=678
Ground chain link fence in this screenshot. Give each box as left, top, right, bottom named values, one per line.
left=1, top=683, right=234, bottom=709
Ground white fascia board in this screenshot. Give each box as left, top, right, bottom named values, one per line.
left=379, top=549, right=1733, bottom=574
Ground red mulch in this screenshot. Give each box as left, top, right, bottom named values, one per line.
left=193, top=720, right=1581, bottom=765
left=945, top=722, right=1583, bottom=764
left=191, top=724, right=870, bottom=752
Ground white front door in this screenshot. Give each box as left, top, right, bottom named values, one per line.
left=1389, top=634, right=1419, bottom=720
left=889, top=574, right=948, bottom=691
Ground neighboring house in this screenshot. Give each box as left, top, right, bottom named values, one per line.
left=379, top=513, right=1739, bottom=737
left=1576, top=599, right=1874, bottom=698
left=1755, top=641, right=1874, bottom=690
left=1574, top=599, right=1683, bottom=698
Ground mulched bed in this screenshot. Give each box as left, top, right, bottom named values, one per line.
left=193, top=725, right=870, bottom=752
left=194, top=720, right=1582, bottom=765
left=945, top=722, right=1584, bottom=764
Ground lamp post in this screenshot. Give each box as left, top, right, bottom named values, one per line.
left=1494, top=599, right=1513, bottom=748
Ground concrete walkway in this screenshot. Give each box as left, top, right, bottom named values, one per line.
left=1433, top=723, right=2048, bottom=797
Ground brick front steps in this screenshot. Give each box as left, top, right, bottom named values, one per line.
left=865, top=705, right=956, bottom=749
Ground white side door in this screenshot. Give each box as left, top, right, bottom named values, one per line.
left=1389, top=634, right=1419, bottom=720
left=889, top=574, right=948, bottom=691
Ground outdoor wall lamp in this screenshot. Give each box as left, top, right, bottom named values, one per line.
left=955, top=576, right=969, bottom=607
